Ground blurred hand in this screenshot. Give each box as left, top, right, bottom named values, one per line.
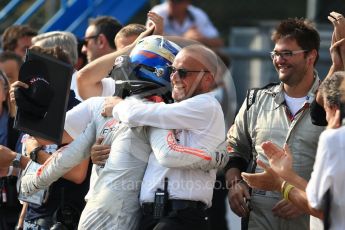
left=327, top=109, right=341, bottom=129
left=330, top=32, right=345, bottom=70
left=9, top=81, right=28, bottom=104
left=90, top=137, right=110, bottom=166
left=25, top=136, right=42, bottom=156
left=101, top=96, right=123, bottom=117
left=183, top=26, right=203, bottom=41
left=329, top=12, right=345, bottom=42
left=329, top=12, right=345, bottom=69
left=133, top=25, right=156, bottom=46
left=261, top=142, right=294, bottom=180
left=242, top=159, right=283, bottom=192
left=272, top=199, right=305, bottom=219
left=228, top=179, right=251, bottom=217
left=147, top=11, right=164, bottom=35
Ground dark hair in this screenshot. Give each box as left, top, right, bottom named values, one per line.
left=89, top=16, right=123, bottom=49
left=1, top=25, right=37, bottom=51
left=29, top=46, right=72, bottom=65
left=320, top=71, right=345, bottom=108
left=0, top=51, right=24, bottom=67
left=271, top=18, right=320, bottom=65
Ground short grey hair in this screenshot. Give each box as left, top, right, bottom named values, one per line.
left=320, top=71, right=345, bottom=107
left=32, top=31, right=78, bottom=66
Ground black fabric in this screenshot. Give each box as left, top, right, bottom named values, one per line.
left=14, top=49, right=73, bottom=144
left=6, top=117, right=20, bottom=151
left=67, top=90, right=80, bottom=111
left=206, top=174, right=229, bottom=230
left=139, top=206, right=210, bottom=230
left=310, top=100, right=327, bottom=126
left=14, top=79, right=54, bottom=119
left=224, top=156, right=248, bottom=173
left=15, top=60, right=54, bottom=119
left=0, top=176, right=22, bottom=230
left=323, top=189, right=332, bottom=230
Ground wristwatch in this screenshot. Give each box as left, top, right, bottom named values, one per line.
left=29, top=146, right=42, bottom=163
left=12, top=153, right=22, bottom=168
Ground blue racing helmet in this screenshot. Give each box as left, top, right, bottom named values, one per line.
left=129, top=35, right=181, bottom=87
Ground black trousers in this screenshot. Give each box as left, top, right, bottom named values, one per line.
left=139, top=207, right=210, bottom=230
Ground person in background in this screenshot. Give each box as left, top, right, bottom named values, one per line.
left=0, top=51, right=23, bottom=151
left=114, top=24, right=146, bottom=50
left=1, top=25, right=37, bottom=59
left=75, top=39, right=88, bottom=71
left=0, top=71, right=22, bottom=230
left=0, top=51, right=23, bottom=84
left=81, top=16, right=123, bottom=63
left=148, top=0, right=223, bottom=48
left=77, top=12, right=162, bottom=100
left=225, top=18, right=325, bottom=230
left=242, top=71, right=345, bottom=230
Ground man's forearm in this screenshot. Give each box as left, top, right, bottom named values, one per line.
left=77, top=46, right=132, bottom=99
left=225, top=167, right=243, bottom=187
left=288, top=187, right=323, bottom=219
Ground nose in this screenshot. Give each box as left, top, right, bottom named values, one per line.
left=81, top=44, right=87, bottom=54
left=170, top=70, right=179, bottom=81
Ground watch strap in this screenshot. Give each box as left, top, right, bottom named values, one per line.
left=30, top=146, right=42, bottom=163
left=12, top=153, right=22, bottom=168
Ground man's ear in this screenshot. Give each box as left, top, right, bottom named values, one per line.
left=98, top=33, right=107, bottom=48
left=308, top=49, right=317, bottom=62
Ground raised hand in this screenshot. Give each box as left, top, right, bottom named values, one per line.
left=242, top=159, right=283, bottom=192
left=147, top=11, right=164, bottom=35
left=329, top=12, right=345, bottom=42
left=9, top=81, right=28, bottom=104
left=260, top=142, right=294, bottom=180
left=329, top=12, right=345, bottom=69
left=101, top=96, right=123, bottom=117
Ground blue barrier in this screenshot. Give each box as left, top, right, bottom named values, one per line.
left=14, top=0, right=45, bottom=25
left=42, top=0, right=149, bottom=38
left=0, top=0, right=22, bottom=22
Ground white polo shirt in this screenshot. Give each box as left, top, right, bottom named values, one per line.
left=149, top=2, right=219, bottom=38
left=306, top=126, right=345, bottom=230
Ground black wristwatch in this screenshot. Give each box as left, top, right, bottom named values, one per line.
left=12, top=153, right=22, bottom=168
left=29, top=146, right=42, bottom=163
left=15, top=226, right=23, bottom=230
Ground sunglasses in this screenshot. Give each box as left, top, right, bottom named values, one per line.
left=83, top=34, right=100, bottom=47
left=167, top=66, right=210, bottom=79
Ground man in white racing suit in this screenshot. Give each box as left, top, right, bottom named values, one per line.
left=20, top=36, right=229, bottom=230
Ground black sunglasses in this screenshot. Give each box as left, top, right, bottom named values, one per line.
left=167, top=66, right=210, bottom=79
left=83, top=34, right=100, bottom=46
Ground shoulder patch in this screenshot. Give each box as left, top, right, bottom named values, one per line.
left=246, top=88, right=258, bottom=111
left=246, top=82, right=279, bottom=110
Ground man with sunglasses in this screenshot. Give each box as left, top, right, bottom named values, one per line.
left=100, top=43, right=226, bottom=230
left=81, top=16, right=122, bottom=63
left=224, top=18, right=325, bottom=230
